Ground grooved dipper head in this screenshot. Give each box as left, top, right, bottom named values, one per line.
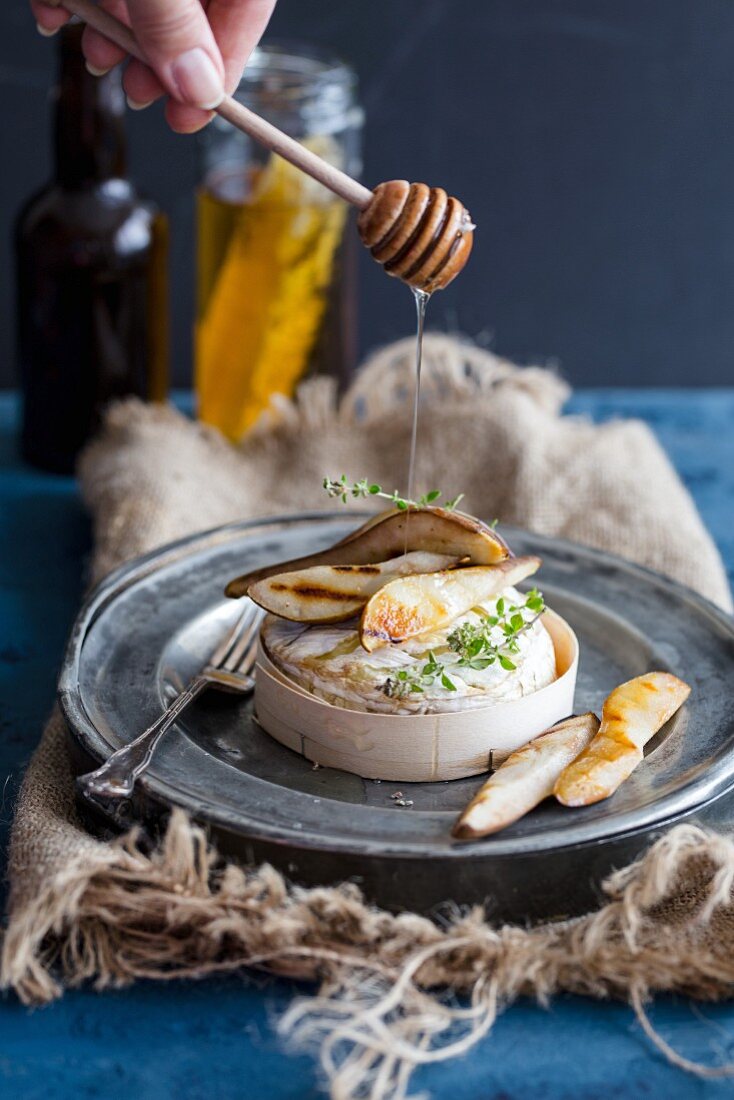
left=357, top=180, right=474, bottom=292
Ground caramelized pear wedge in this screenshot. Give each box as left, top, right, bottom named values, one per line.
left=554, top=672, right=691, bottom=807
left=359, top=555, right=541, bottom=652
left=248, top=552, right=463, bottom=624
left=225, top=507, right=508, bottom=598
left=335, top=507, right=509, bottom=555
left=331, top=509, right=400, bottom=544
left=453, top=714, right=600, bottom=840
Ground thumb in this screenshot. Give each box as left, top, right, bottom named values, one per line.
left=125, top=0, right=224, bottom=110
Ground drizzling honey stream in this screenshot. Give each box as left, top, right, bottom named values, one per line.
left=356, top=180, right=474, bottom=520
left=357, top=179, right=473, bottom=514
left=405, top=289, right=431, bottom=541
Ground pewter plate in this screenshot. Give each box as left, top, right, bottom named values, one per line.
left=59, top=514, right=734, bottom=921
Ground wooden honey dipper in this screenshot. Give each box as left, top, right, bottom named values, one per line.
left=49, top=0, right=474, bottom=292
left=357, top=180, right=474, bottom=293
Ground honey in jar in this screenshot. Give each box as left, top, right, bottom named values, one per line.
left=196, top=45, right=362, bottom=440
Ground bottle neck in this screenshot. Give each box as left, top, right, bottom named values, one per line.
left=54, top=23, right=127, bottom=187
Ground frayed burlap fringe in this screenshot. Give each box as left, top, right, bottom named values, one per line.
left=5, top=778, right=734, bottom=1092
left=4, top=335, right=734, bottom=1098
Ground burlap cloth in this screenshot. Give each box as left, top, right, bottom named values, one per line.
left=4, top=335, right=734, bottom=1098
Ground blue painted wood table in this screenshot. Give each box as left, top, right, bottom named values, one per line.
left=1, top=390, right=733, bottom=1100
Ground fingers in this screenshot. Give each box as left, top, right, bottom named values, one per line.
left=81, top=0, right=130, bottom=76
left=125, top=0, right=225, bottom=110
left=162, top=0, right=277, bottom=135
left=123, top=60, right=165, bottom=111
left=31, top=0, right=70, bottom=36
left=164, top=98, right=216, bottom=134
left=207, top=0, right=277, bottom=93
left=34, top=0, right=275, bottom=136
left=77, top=0, right=167, bottom=112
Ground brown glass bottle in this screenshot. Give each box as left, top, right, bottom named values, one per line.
left=15, top=23, right=168, bottom=473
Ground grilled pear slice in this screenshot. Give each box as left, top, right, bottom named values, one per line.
left=248, top=552, right=463, bottom=624
left=335, top=507, right=508, bottom=553
left=359, top=555, right=541, bottom=651
left=225, top=507, right=508, bottom=598
left=554, top=672, right=691, bottom=806
left=453, top=714, right=600, bottom=840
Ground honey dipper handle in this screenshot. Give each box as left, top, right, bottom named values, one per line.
left=55, top=0, right=374, bottom=210
left=215, top=97, right=372, bottom=207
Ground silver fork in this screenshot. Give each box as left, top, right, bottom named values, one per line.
left=77, top=602, right=264, bottom=803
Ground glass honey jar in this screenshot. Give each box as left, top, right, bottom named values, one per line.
left=196, top=43, right=363, bottom=440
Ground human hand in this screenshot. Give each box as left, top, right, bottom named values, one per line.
left=32, top=0, right=277, bottom=133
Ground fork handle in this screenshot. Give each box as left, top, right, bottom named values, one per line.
left=77, top=677, right=209, bottom=801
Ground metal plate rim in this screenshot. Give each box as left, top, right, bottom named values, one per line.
left=59, top=511, right=734, bottom=860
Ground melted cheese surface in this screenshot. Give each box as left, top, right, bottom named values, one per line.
left=262, top=586, right=557, bottom=715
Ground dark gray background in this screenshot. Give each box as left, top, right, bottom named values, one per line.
left=3, top=0, right=734, bottom=388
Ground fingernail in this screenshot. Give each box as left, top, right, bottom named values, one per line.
left=126, top=95, right=156, bottom=111
left=36, top=22, right=60, bottom=37
left=86, top=60, right=112, bottom=77
left=170, top=48, right=223, bottom=110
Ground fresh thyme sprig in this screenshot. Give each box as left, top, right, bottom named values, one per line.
left=381, top=589, right=546, bottom=698
left=323, top=475, right=464, bottom=513
left=447, top=588, right=546, bottom=671
left=383, top=652, right=457, bottom=698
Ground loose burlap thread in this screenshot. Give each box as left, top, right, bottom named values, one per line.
left=4, top=336, right=734, bottom=1099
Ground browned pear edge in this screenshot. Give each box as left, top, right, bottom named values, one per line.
left=225, top=508, right=509, bottom=599
left=553, top=672, right=691, bottom=807
left=247, top=553, right=464, bottom=625
left=334, top=507, right=510, bottom=552
left=451, top=712, right=600, bottom=840
left=358, top=555, right=540, bottom=652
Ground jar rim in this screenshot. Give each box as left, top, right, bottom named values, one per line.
left=236, top=39, right=358, bottom=103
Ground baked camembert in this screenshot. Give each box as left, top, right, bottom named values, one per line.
left=227, top=496, right=558, bottom=717
left=226, top=484, right=690, bottom=841
left=260, top=588, right=556, bottom=714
